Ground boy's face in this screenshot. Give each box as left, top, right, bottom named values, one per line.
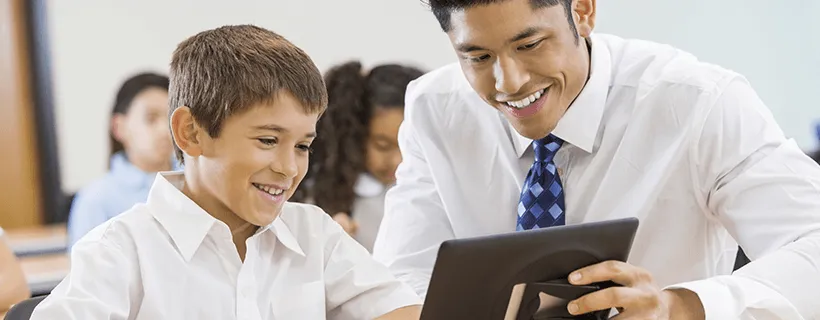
left=446, top=0, right=594, bottom=140
left=183, top=92, right=318, bottom=227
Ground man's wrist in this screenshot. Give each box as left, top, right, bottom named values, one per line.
left=662, top=288, right=706, bottom=320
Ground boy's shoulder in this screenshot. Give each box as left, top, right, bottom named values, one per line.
left=72, top=203, right=157, bottom=250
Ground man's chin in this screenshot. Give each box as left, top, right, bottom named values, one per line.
left=509, top=120, right=555, bottom=140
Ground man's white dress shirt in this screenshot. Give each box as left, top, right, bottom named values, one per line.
left=372, top=33, right=820, bottom=319
left=32, top=172, right=421, bottom=320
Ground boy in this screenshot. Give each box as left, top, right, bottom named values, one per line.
left=31, top=25, right=422, bottom=319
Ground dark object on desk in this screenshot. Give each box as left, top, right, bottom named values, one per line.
left=420, top=217, right=639, bottom=320
left=4, top=295, right=46, bottom=320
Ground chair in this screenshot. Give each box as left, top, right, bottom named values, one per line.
left=4, top=296, right=46, bottom=320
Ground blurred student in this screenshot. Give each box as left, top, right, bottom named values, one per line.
left=67, top=73, right=175, bottom=247
left=0, top=227, right=30, bottom=313
left=296, top=61, right=423, bottom=252
left=31, top=25, right=420, bottom=319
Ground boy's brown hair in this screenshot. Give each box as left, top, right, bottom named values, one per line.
left=169, top=25, right=328, bottom=162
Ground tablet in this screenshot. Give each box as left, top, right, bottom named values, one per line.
left=420, top=217, right=639, bottom=320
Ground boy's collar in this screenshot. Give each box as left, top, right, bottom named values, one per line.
left=147, top=172, right=304, bottom=261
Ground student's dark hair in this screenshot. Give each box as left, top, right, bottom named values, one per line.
left=109, top=72, right=170, bottom=159
left=425, top=0, right=577, bottom=39
left=169, top=24, right=328, bottom=163
left=292, top=61, right=423, bottom=215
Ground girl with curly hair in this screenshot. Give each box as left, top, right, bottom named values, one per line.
left=295, top=61, right=424, bottom=252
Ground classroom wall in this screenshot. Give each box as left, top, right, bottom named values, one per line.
left=47, top=0, right=820, bottom=192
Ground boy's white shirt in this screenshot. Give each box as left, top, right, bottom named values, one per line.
left=31, top=172, right=421, bottom=320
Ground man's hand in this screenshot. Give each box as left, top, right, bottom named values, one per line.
left=333, top=212, right=358, bottom=236
left=566, top=261, right=705, bottom=319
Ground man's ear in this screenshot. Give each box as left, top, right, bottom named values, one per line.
left=573, top=0, right=596, bottom=38
left=170, top=107, right=204, bottom=158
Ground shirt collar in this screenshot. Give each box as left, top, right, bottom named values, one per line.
left=110, top=152, right=157, bottom=188
left=147, top=172, right=305, bottom=261
left=264, top=216, right=305, bottom=257
left=510, top=34, right=612, bottom=157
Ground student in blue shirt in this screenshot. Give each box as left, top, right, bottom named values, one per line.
left=67, top=73, right=177, bottom=247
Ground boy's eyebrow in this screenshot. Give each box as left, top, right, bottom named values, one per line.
left=253, top=124, right=316, bottom=138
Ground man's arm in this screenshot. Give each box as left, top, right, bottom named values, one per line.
left=372, top=84, right=456, bottom=299
left=30, top=232, right=138, bottom=319
left=668, top=78, right=820, bottom=319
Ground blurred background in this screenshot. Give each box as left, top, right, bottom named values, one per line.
left=0, top=0, right=818, bottom=300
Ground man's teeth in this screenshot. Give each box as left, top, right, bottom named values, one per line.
left=252, top=183, right=284, bottom=196
left=506, top=89, right=546, bottom=109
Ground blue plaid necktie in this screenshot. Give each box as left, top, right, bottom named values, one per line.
left=517, top=134, right=565, bottom=231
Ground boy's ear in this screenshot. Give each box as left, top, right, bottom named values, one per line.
left=170, top=107, right=203, bottom=158
left=111, top=114, right=127, bottom=144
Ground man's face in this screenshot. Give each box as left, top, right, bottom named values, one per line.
left=447, top=0, right=595, bottom=139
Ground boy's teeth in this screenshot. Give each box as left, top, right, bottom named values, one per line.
left=253, top=183, right=285, bottom=196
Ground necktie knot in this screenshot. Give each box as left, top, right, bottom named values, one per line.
left=533, top=134, right=563, bottom=163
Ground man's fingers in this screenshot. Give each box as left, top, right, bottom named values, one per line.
left=567, top=286, right=643, bottom=316
left=569, top=260, right=651, bottom=286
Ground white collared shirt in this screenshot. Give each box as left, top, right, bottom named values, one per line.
left=32, top=172, right=420, bottom=320
left=373, top=33, right=820, bottom=319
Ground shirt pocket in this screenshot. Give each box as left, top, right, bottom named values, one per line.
left=272, top=281, right=326, bottom=319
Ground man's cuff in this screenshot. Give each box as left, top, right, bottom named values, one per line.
left=664, top=276, right=737, bottom=320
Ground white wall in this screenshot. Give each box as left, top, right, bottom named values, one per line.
left=47, top=0, right=820, bottom=192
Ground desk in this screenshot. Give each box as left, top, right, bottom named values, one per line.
left=5, top=225, right=67, bottom=257
left=19, top=253, right=69, bottom=297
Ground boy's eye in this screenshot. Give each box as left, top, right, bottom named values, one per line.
left=296, top=144, right=313, bottom=153
left=258, top=138, right=277, bottom=146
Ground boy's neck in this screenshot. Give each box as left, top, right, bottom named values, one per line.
left=181, top=172, right=258, bottom=262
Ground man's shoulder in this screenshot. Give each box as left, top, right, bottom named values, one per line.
left=600, top=33, right=742, bottom=93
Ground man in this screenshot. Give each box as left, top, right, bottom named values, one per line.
left=372, top=0, right=820, bottom=318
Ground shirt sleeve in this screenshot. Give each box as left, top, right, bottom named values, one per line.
left=371, top=84, right=456, bottom=299
left=666, top=78, right=820, bottom=319
left=321, top=211, right=421, bottom=320
left=30, top=229, right=140, bottom=320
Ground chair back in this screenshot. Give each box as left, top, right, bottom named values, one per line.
left=4, top=296, right=46, bottom=320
